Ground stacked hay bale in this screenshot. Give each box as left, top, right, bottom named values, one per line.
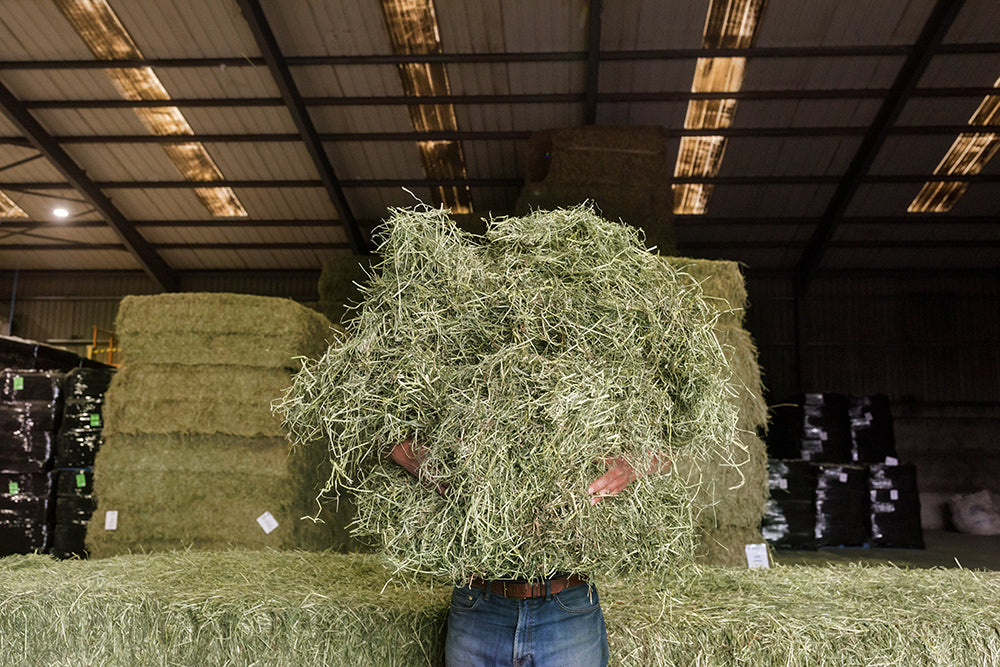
left=87, top=293, right=357, bottom=558
left=4, top=550, right=1000, bottom=666
left=278, top=205, right=754, bottom=582
left=315, top=255, right=375, bottom=325
left=515, top=126, right=677, bottom=255
left=664, top=257, right=770, bottom=565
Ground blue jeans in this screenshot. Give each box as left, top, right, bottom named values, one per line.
left=445, top=582, right=610, bottom=667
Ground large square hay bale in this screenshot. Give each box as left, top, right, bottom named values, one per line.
left=114, top=293, right=334, bottom=368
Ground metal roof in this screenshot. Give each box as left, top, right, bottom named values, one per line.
left=1, top=0, right=998, bottom=292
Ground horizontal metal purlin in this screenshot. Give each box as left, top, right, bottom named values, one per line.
left=21, top=86, right=1000, bottom=110
left=22, top=124, right=996, bottom=145
left=6, top=239, right=996, bottom=252
left=7, top=174, right=1000, bottom=190
left=9, top=43, right=1000, bottom=70
left=3, top=215, right=995, bottom=228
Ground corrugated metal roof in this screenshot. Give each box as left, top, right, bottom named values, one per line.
left=0, top=0, right=998, bottom=283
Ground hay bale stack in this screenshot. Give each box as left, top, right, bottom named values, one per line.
left=87, top=293, right=355, bottom=558
left=316, top=255, right=374, bottom=325
left=664, top=257, right=769, bottom=565
left=278, top=205, right=743, bottom=582
left=515, top=126, right=676, bottom=255
left=3, top=550, right=1000, bottom=666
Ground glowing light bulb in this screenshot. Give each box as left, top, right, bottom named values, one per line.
left=53, top=208, right=70, bottom=218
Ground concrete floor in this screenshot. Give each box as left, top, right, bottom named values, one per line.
left=772, top=531, right=1000, bottom=571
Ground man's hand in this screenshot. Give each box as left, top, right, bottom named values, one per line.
left=389, top=438, right=448, bottom=496
left=587, top=454, right=671, bottom=506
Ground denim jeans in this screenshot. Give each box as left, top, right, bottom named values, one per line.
left=445, top=582, right=609, bottom=667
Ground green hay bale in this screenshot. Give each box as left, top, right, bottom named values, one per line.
left=87, top=433, right=359, bottom=557
left=0, top=551, right=449, bottom=666
left=114, top=293, right=334, bottom=368
left=102, top=364, right=291, bottom=437
left=515, top=126, right=676, bottom=255
left=277, top=205, right=741, bottom=581
left=658, top=257, right=768, bottom=563
left=3, top=551, right=1000, bottom=666
left=665, top=256, right=748, bottom=328
left=316, top=255, right=375, bottom=324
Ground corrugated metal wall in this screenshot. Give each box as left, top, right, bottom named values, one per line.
left=745, top=274, right=1000, bottom=404
left=745, top=272, right=1000, bottom=529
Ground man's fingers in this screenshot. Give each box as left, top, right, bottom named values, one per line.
left=588, top=458, right=636, bottom=505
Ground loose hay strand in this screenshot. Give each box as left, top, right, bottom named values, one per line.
left=276, top=205, right=744, bottom=581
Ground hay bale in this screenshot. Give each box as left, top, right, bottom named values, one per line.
left=102, top=364, right=290, bottom=437
left=277, top=205, right=741, bottom=581
left=663, top=256, right=769, bottom=564
left=316, top=256, right=375, bottom=324
left=86, top=433, right=359, bottom=557
left=515, top=126, right=676, bottom=254
left=91, top=293, right=355, bottom=557
left=3, top=551, right=1000, bottom=666
left=114, top=293, right=334, bottom=368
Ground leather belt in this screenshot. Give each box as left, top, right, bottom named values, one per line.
left=468, top=573, right=588, bottom=599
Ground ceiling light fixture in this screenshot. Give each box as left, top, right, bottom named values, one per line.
left=672, top=0, right=767, bottom=215
left=53, top=207, right=70, bottom=218
left=53, top=0, right=247, bottom=218
left=908, top=77, right=1000, bottom=213
left=380, top=0, right=473, bottom=214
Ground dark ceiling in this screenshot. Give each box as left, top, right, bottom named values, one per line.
left=0, top=0, right=998, bottom=293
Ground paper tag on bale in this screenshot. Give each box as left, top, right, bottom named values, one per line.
left=105, top=510, right=118, bottom=531
left=257, top=511, right=279, bottom=534
left=745, top=543, right=770, bottom=569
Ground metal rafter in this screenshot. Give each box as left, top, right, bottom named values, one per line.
left=0, top=79, right=176, bottom=291
left=234, top=0, right=368, bottom=255
left=793, top=0, right=966, bottom=291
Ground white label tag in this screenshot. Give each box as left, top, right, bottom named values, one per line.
left=779, top=479, right=788, bottom=490
left=104, top=510, right=118, bottom=531
left=839, top=473, right=848, bottom=483
left=890, top=489, right=899, bottom=500
left=257, top=511, right=279, bottom=534
left=745, top=543, right=770, bottom=569
left=885, top=456, right=898, bottom=466
left=870, top=490, right=877, bottom=500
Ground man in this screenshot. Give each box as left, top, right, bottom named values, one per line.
left=390, top=438, right=668, bottom=666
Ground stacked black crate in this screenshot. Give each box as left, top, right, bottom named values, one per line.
left=814, top=463, right=870, bottom=547
left=0, top=369, right=64, bottom=556
left=762, top=459, right=818, bottom=549
left=851, top=394, right=923, bottom=548
left=766, top=393, right=869, bottom=548
left=52, top=367, right=115, bottom=558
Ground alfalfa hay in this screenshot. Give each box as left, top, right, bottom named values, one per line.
left=102, top=363, right=290, bottom=437
left=276, top=205, right=743, bottom=581
left=114, top=292, right=333, bottom=368
left=89, top=293, right=355, bottom=557
left=3, top=550, right=1000, bottom=667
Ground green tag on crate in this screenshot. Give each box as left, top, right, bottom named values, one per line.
left=76, top=473, right=86, bottom=488
left=13, top=376, right=23, bottom=391
left=8, top=481, right=18, bottom=495
left=89, top=413, right=101, bottom=428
